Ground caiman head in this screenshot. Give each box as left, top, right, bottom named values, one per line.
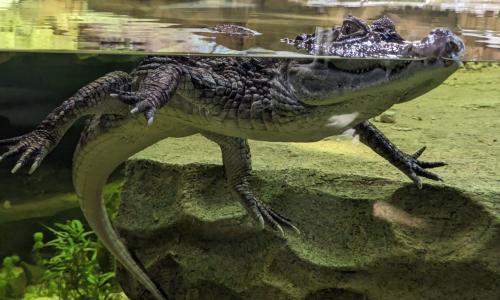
left=284, top=15, right=464, bottom=106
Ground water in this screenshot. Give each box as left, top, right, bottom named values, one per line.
left=0, top=0, right=498, bottom=60
left=0, top=1, right=499, bottom=300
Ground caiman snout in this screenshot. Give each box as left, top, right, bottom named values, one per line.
left=407, top=29, right=465, bottom=60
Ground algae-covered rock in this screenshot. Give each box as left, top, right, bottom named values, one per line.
left=379, top=110, right=396, bottom=123
left=115, top=160, right=500, bottom=300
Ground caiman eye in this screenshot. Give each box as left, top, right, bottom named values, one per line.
left=341, top=20, right=362, bottom=35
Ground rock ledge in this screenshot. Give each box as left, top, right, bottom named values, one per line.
left=115, top=160, right=499, bottom=300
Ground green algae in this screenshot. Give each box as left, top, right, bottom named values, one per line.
left=116, top=160, right=499, bottom=299
left=117, top=65, right=499, bottom=299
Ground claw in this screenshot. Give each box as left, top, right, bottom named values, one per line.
left=18, top=147, right=35, bottom=163
left=256, top=214, right=265, bottom=229
left=246, top=199, right=265, bottom=228
left=397, top=145, right=446, bottom=188
left=259, top=204, right=299, bottom=236
left=408, top=171, right=423, bottom=189
left=147, top=117, right=154, bottom=126
left=235, top=185, right=298, bottom=235
left=261, top=209, right=285, bottom=237
left=128, top=100, right=156, bottom=125
left=0, top=136, right=22, bottom=146
left=412, top=146, right=426, bottom=159
left=290, top=224, right=301, bottom=235
left=418, top=161, right=447, bottom=169
left=267, top=208, right=301, bottom=234
left=29, top=162, right=40, bottom=175
left=416, top=168, right=443, bottom=181
left=29, top=149, right=48, bottom=174
left=0, top=131, right=54, bottom=175
left=276, top=224, right=285, bottom=237
left=269, top=209, right=293, bottom=223
left=145, top=109, right=155, bottom=126
left=11, top=162, right=23, bottom=174
left=0, top=146, right=23, bottom=163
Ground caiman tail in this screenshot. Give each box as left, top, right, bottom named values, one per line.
left=72, top=112, right=195, bottom=300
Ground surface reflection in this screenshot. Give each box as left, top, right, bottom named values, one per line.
left=0, top=0, right=498, bottom=59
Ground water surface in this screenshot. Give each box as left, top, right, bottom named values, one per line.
left=0, top=0, right=498, bottom=60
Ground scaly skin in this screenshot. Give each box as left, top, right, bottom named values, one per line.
left=0, top=17, right=464, bottom=300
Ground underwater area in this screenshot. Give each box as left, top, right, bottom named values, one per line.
left=0, top=0, right=499, bottom=299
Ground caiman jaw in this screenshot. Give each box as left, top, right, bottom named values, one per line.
left=321, top=27, right=464, bottom=77
left=286, top=17, right=465, bottom=106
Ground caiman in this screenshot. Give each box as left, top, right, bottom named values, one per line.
left=0, top=16, right=464, bottom=300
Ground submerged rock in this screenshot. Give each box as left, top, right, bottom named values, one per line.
left=379, top=110, right=396, bottom=123
left=115, top=160, right=500, bottom=300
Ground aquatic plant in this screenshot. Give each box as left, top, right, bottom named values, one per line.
left=2, top=255, right=20, bottom=273
left=37, top=220, right=116, bottom=300
left=0, top=254, right=27, bottom=298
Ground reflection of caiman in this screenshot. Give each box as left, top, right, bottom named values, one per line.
left=0, top=16, right=463, bottom=300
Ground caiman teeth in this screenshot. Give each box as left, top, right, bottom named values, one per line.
left=327, top=59, right=412, bottom=75
left=388, top=60, right=412, bottom=76
left=340, top=66, right=379, bottom=74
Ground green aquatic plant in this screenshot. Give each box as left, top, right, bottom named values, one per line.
left=32, top=232, right=45, bottom=266
left=2, top=255, right=20, bottom=271
left=37, top=220, right=116, bottom=300
left=0, top=254, right=27, bottom=299
left=32, top=232, right=44, bottom=251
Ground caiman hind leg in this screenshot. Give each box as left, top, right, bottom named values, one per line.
left=0, top=71, right=131, bottom=174
left=203, top=132, right=300, bottom=235
left=355, top=121, right=446, bottom=188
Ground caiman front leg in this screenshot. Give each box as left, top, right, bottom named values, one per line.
left=355, top=121, right=446, bottom=188
left=0, top=71, right=131, bottom=173
left=111, top=64, right=182, bottom=125
left=203, top=132, right=300, bottom=235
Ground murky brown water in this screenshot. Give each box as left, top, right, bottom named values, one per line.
left=0, top=0, right=498, bottom=60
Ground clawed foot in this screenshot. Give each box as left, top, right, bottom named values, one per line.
left=110, top=91, right=159, bottom=126
left=235, top=185, right=300, bottom=236
left=398, top=146, right=446, bottom=189
left=0, top=130, right=55, bottom=174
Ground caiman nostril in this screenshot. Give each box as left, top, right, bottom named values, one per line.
left=410, top=28, right=464, bottom=59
